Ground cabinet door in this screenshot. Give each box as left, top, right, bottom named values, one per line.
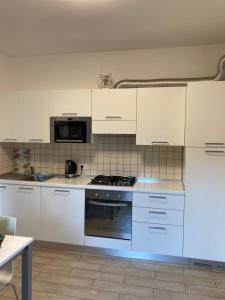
left=41, top=187, right=85, bottom=245
left=50, top=89, right=92, bottom=117
left=14, top=186, right=41, bottom=239
left=0, top=91, right=24, bottom=142
left=0, top=184, right=14, bottom=217
left=186, top=82, right=225, bottom=147
left=136, top=87, right=186, bottom=146
left=92, top=89, right=136, bottom=120
left=23, top=91, right=50, bottom=143
left=184, top=148, right=225, bottom=261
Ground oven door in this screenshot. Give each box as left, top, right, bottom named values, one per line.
left=85, top=198, right=132, bottom=240
left=54, top=120, right=87, bottom=143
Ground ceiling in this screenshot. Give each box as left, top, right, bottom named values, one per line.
left=0, top=0, right=225, bottom=57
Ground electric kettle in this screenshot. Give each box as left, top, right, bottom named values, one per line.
left=65, top=160, right=77, bottom=178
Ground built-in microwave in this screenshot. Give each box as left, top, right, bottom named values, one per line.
left=50, top=117, right=92, bottom=143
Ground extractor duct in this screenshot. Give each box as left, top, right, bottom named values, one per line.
left=114, top=55, right=225, bottom=88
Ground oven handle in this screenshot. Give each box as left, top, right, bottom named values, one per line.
left=89, top=200, right=128, bottom=207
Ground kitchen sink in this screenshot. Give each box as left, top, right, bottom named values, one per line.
left=0, top=173, right=55, bottom=182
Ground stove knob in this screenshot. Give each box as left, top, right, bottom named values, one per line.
left=118, top=194, right=121, bottom=199
left=95, top=193, right=99, bottom=197
left=106, top=193, right=110, bottom=198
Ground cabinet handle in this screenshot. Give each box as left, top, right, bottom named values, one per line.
left=205, top=150, right=225, bottom=155
left=29, top=139, right=43, bottom=142
left=18, top=187, right=34, bottom=192
left=0, top=186, right=6, bottom=190
left=105, top=116, right=122, bottom=120
left=149, top=211, right=167, bottom=215
left=205, top=143, right=225, bottom=146
left=62, top=113, right=77, bottom=116
left=152, top=141, right=169, bottom=145
left=148, top=226, right=167, bottom=231
left=54, top=189, right=70, bottom=194
left=89, top=200, right=127, bottom=208
left=149, top=195, right=168, bottom=202
left=4, top=138, right=18, bottom=142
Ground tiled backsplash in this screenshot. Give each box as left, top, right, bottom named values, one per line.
left=11, top=135, right=183, bottom=180
left=0, top=144, right=13, bottom=174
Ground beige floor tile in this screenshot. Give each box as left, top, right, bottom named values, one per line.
left=33, top=256, right=54, bottom=265
left=156, top=271, right=216, bottom=287
left=36, top=272, right=94, bottom=288
left=124, top=276, right=185, bottom=293
left=33, top=248, right=80, bottom=261
left=186, top=284, right=225, bottom=297
left=130, top=261, right=183, bottom=275
left=80, top=255, right=130, bottom=268
left=154, top=289, right=219, bottom=300
left=93, top=280, right=153, bottom=298
left=52, top=259, right=101, bottom=271
left=32, top=262, right=71, bottom=275
left=33, top=290, right=84, bottom=300
left=70, top=268, right=124, bottom=283
left=100, top=265, right=155, bottom=279
left=58, top=285, right=119, bottom=300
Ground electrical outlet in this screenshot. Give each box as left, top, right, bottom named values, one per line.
left=79, top=163, right=87, bottom=170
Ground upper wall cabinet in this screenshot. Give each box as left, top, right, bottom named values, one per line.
left=23, top=91, right=50, bottom=143
left=186, top=82, right=225, bottom=147
left=92, top=89, right=137, bottom=134
left=0, top=91, right=24, bottom=143
left=136, top=87, right=186, bottom=146
left=50, top=89, right=92, bottom=117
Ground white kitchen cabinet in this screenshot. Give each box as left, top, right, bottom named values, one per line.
left=92, top=89, right=136, bottom=134
left=0, top=184, right=14, bottom=217
left=41, top=187, right=85, bottom=245
left=136, top=87, right=186, bottom=146
left=50, top=89, right=92, bottom=117
left=186, top=82, right=225, bottom=147
left=14, top=185, right=41, bottom=239
left=132, top=222, right=183, bottom=256
left=0, top=91, right=24, bottom=142
left=23, top=91, right=50, bottom=143
left=184, top=147, right=225, bottom=261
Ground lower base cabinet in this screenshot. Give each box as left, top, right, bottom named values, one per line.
left=132, top=222, right=183, bottom=256
left=41, top=187, right=85, bottom=245
left=0, top=184, right=14, bottom=217
left=14, top=185, right=41, bottom=239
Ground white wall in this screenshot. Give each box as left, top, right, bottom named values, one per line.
left=11, top=43, right=225, bottom=90
left=0, top=54, right=13, bottom=90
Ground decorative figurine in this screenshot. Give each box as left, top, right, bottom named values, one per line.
left=98, top=72, right=113, bottom=88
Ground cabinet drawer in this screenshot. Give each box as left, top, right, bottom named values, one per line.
left=132, top=222, right=183, bottom=256
left=92, top=121, right=136, bottom=134
left=133, top=207, right=183, bottom=225
left=133, top=192, right=184, bottom=210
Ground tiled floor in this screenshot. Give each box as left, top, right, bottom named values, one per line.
left=1, top=246, right=225, bottom=299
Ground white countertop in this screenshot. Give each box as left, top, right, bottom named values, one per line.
left=0, top=176, right=184, bottom=194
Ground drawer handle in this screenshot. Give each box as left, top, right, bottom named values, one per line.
left=149, top=195, right=168, bottom=202
left=0, top=186, right=6, bottom=190
left=4, top=138, right=18, bottom=141
left=205, top=143, right=225, bottom=146
left=205, top=150, right=225, bottom=155
left=152, top=141, right=169, bottom=145
left=54, top=190, right=70, bottom=194
left=148, top=226, right=167, bottom=232
left=149, top=211, right=167, bottom=215
left=62, top=113, right=77, bottom=116
left=29, top=139, right=44, bottom=142
left=105, top=116, right=122, bottom=120
left=18, top=187, right=34, bottom=192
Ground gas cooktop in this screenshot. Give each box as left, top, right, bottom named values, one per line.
left=89, top=175, right=136, bottom=187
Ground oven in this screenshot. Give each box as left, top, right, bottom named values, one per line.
left=50, top=117, right=91, bottom=143
left=85, top=189, right=132, bottom=240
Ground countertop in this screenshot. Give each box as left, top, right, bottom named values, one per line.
left=0, top=175, right=184, bottom=195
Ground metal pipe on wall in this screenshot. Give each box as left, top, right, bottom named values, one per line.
left=114, top=55, right=225, bottom=88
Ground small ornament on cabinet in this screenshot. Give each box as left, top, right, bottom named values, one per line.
left=98, top=72, right=114, bottom=88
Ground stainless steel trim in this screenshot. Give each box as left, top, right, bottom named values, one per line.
left=114, top=55, right=225, bottom=88
left=89, top=200, right=128, bottom=207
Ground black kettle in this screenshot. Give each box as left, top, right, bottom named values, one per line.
left=65, top=160, right=77, bottom=178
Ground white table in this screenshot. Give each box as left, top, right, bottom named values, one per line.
left=0, top=235, right=33, bottom=300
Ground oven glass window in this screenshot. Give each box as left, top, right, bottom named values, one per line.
left=85, top=199, right=132, bottom=240
left=55, top=121, right=86, bottom=142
